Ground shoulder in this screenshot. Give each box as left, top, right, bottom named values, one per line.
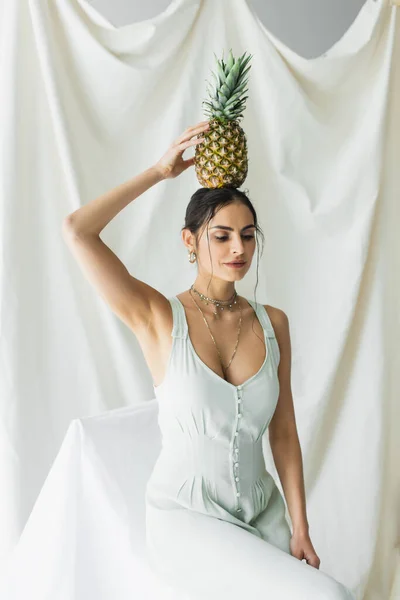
left=263, top=304, right=288, bottom=329
left=263, top=304, right=291, bottom=347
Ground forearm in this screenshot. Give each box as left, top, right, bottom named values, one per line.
left=64, top=165, right=165, bottom=236
left=269, top=430, right=309, bottom=536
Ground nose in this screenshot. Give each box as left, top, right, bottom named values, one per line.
left=231, top=235, right=246, bottom=254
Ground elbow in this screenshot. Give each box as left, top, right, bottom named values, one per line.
left=61, top=216, right=83, bottom=242
left=61, top=215, right=72, bottom=232
left=62, top=216, right=74, bottom=236
left=62, top=213, right=85, bottom=237
left=61, top=214, right=99, bottom=239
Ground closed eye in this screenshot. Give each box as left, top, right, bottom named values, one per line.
left=215, top=235, right=255, bottom=241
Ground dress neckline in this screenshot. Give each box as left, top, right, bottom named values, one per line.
left=174, top=295, right=269, bottom=391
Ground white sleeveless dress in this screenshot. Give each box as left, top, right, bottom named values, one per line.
left=145, top=296, right=356, bottom=600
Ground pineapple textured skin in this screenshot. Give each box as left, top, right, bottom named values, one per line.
left=194, top=118, right=248, bottom=188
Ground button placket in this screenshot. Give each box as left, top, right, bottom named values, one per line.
left=233, top=386, right=243, bottom=512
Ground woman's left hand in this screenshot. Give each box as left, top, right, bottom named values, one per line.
left=290, top=532, right=321, bottom=569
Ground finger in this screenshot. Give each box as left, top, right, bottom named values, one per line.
left=187, top=121, right=209, bottom=131
left=177, top=137, right=205, bottom=150
left=174, top=123, right=209, bottom=146
left=173, top=127, right=207, bottom=146
left=307, top=557, right=320, bottom=569
left=182, top=156, right=195, bottom=169
left=292, top=551, right=303, bottom=561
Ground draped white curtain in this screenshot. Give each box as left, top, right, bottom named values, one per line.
left=0, top=0, right=399, bottom=598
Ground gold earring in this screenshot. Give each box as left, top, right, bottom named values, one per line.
left=188, top=250, right=197, bottom=263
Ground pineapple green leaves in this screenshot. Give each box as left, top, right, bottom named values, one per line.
left=203, top=49, right=253, bottom=122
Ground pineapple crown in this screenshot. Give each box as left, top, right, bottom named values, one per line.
left=202, top=49, right=253, bottom=123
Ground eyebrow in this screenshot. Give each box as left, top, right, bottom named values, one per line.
left=209, top=225, right=256, bottom=232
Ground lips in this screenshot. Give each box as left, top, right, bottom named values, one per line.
left=225, top=261, right=246, bottom=265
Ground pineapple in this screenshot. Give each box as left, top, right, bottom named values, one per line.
left=194, top=49, right=253, bottom=189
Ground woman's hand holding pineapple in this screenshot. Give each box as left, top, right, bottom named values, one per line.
left=154, top=121, right=210, bottom=180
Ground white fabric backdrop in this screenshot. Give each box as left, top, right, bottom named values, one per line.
left=0, top=0, right=399, bottom=598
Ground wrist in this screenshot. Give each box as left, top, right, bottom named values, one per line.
left=292, top=524, right=310, bottom=538
left=151, top=163, right=169, bottom=181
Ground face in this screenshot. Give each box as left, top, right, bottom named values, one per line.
left=184, top=201, right=257, bottom=280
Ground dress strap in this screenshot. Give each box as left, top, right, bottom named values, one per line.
left=247, top=299, right=281, bottom=367
left=246, top=299, right=276, bottom=338
left=168, top=297, right=188, bottom=339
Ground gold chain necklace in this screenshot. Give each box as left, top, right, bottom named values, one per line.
left=190, top=284, right=238, bottom=319
left=189, top=288, right=242, bottom=373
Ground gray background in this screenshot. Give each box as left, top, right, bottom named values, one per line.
left=87, top=0, right=368, bottom=58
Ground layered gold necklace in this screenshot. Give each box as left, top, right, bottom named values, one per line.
left=189, top=284, right=242, bottom=373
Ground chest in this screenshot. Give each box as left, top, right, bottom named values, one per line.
left=184, top=313, right=268, bottom=387
left=155, top=340, right=280, bottom=442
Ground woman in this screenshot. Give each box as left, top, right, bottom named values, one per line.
left=62, top=121, right=356, bottom=599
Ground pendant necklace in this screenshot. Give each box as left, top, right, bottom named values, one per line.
left=188, top=286, right=242, bottom=373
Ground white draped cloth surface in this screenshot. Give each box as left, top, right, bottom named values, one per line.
left=0, top=0, right=399, bottom=598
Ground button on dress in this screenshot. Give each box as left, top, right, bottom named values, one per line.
left=145, top=296, right=356, bottom=600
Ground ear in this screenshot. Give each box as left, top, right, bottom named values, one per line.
left=181, top=227, right=196, bottom=251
